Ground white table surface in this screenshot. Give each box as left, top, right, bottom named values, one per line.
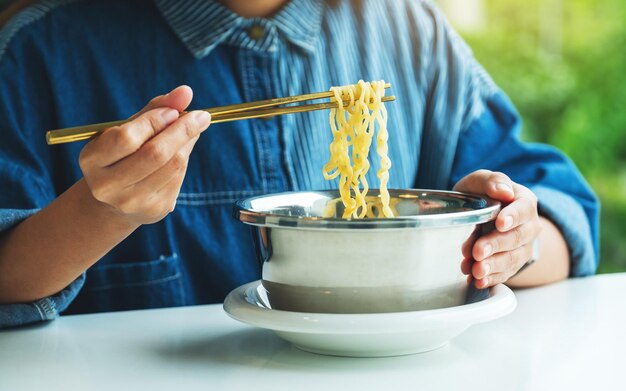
left=1, top=274, right=625, bottom=391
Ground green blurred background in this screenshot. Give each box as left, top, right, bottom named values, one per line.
left=1, top=0, right=624, bottom=273
left=440, top=0, right=626, bottom=273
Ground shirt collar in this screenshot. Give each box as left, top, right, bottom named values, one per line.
left=155, top=0, right=324, bottom=58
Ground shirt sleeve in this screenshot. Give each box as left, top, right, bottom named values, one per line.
left=412, top=0, right=502, bottom=189
left=0, top=212, right=86, bottom=330
left=0, top=268, right=85, bottom=329
left=0, top=15, right=85, bottom=328
left=450, top=89, right=600, bottom=277
left=413, top=1, right=599, bottom=277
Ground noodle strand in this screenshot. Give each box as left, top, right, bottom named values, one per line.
left=322, top=80, right=392, bottom=219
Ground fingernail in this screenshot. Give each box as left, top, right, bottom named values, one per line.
left=503, top=215, right=514, bottom=230
left=483, top=263, right=491, bottom=275
left=161, top=109, right=179, bottom=123
left=482, top=277, right=489, bottom=287
left=483, top=243, right=493, bottom=258
left=496, top=182, right=513, bottom=194
left=192, top=111, right=211, bottom=128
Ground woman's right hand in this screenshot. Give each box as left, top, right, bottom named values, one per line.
left=78, top=85, right=211, bottom=226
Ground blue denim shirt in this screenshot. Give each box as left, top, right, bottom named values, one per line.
left=0, top=0, right=599, bottom=328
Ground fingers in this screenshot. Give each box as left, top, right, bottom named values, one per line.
left=454, top=170, right=542, bottom=289
left=495, top=186, right=538, bottom=232
left=150, top=133, right=197, bottom=211
left=461, top=226, right=480, bottom=259
left=461, top=258, right=473, bottom=275
left=80, top=108, right=180, bottom=168
left=454, top=170, right=539, bottom=234
left=472, top=219, right=540, bottom=261
left=77, top=86, right=205, bottom=227
left=110, top=110, right=211, bottom=185
left=87, top=134, right=200, bottom=225
left=453, top=169, right=515, bottom=203
left=471, top=243, right=533, bottom=288
left=473, top=273, right=504, bottom=289
left=131, top=85, right=194, bottom=119
left=82, top=85, right=194, bottom=167
left=131, top=135, right=199, bottom=201
left=473, top=243, right=533, bottom=278
left=151, top=159, right=191, bottom=217
left=81, top=85, right=196, bottom=169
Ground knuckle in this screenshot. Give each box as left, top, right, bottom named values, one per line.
left=181, top=118, right=200, bottom=139
left=512, top=226, right=524, bottom=247
left=529, top=191, right=538, bottom=206
left=475, top=169, right=492, bottom=178
left=518, top=201, right=536, bottom=222
left=490, top=171, right=510, bottom=183
left=519, top=186, right=538, bottom=205
left=492, top=236, right=504, bottom=254
left=78, top=149, right=93, bottom=171
left=170, top=151, right=187, bottom=171
left=144, top=143, right=169, bottom=165
left=145, top=110, right=166, bottom=131
left=522, top=244, right=533, bottom=262
left=89, top=182, right=107, bottom=202
left=507, top=250, right=517, bottom=270
left=111, top=126, right=139, bottom=150
left=89, top=180, right=110, bottom=203
left=488, top=274, right=503, bottom=285
left=116, top=197, right=137, bottom=216
left=147, top=203, right=168, bottom=221
left=497, top=274, right=510, bottom=285
left=535, top=219, right=544, bottom=236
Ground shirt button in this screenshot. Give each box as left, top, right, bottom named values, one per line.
left=248, top=25, right=265, bottom=40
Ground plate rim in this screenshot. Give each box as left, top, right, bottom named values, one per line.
left=223, top=280, right=517, bottom=335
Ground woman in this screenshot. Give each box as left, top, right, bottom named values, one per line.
left=0, top=0, right=598, bottom=327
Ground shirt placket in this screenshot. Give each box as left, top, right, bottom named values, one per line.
left=239, top=21, right=287, bottom=194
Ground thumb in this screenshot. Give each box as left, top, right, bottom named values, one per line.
left=130, top=85, right=193, bottom=120
left=453, top=169, right=516, bottom=202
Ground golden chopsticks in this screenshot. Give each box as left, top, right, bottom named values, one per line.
left=46, top=84, right=395, bottom=145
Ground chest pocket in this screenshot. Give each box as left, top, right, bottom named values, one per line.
left=66, top=254, right=185, bottom=314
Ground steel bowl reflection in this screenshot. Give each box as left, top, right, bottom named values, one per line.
left=233, top=189, right=499, bottom=314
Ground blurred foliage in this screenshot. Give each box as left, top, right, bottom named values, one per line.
left=451, top=0, right=626, bottom=273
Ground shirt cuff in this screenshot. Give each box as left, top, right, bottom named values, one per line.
left=0, top=275, right=85, bottom=329
left=0, top=208, right=85, bottom=329
left=0, top=208, right=40, bottom=231
left=530, top=185, right=598, bottom=277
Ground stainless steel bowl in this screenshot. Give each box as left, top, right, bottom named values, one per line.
left=234, top=189, right=500, bottom=314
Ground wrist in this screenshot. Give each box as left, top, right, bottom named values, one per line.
left=75, top=179, right=141, bottom=232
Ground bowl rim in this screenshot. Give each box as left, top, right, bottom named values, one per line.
left=234, top=189, right=500, bottom=230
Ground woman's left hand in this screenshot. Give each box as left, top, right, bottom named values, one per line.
left=454, top=169, right=542, bottom=288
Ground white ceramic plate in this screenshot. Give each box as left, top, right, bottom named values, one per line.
left=223, top=280, right=516, bottom=357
